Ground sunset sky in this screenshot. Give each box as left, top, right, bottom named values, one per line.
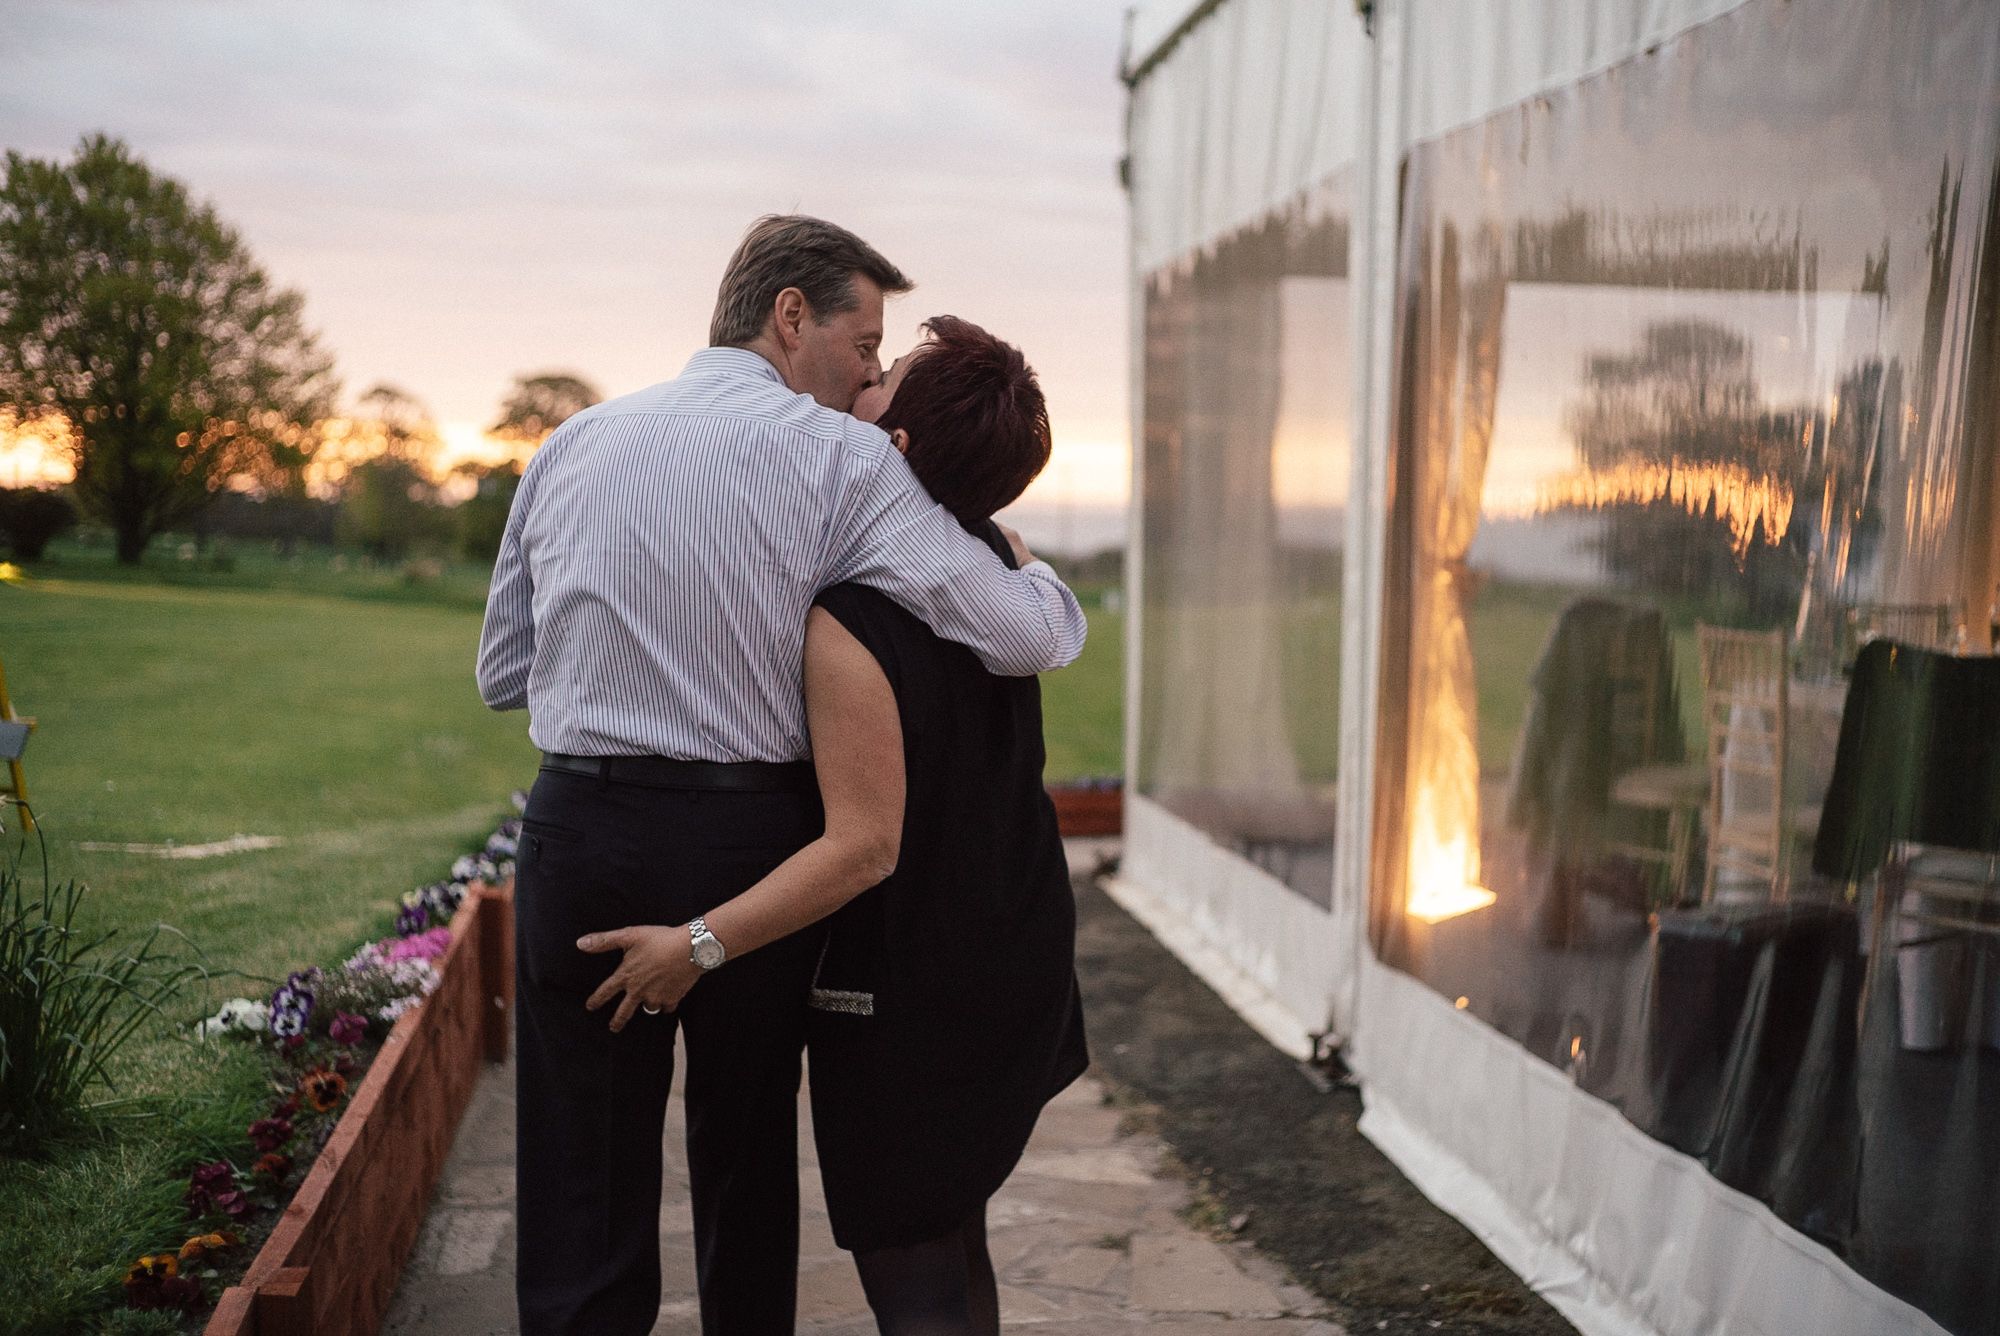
left=0, top=2, right=1136, bottom=536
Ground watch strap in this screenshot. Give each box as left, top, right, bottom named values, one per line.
left=688, top=916, right=726, bottom=969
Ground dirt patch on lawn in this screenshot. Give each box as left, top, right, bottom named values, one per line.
left=1071, top=868, right=1578, bottom=1336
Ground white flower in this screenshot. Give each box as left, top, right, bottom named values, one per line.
left=195, top=997, right=269, bottom=1038
left=227, top=999, right=270, bottom=1032
left=344, top=941, right=387, bottom=973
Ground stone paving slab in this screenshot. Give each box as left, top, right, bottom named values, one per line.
left=385, top=1040, right=1342, bottom=1335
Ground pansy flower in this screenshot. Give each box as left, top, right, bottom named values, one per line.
left=249, top=1115, right=294, bottom=1152
left=299, top=1066, right=348, bottom=1113
left=184, top=1160, right=235, bottom=1216
left=269, top=976, right=315, bottom=1039
left=329, top=1010, right=368, bottom=1046
left=189, top=1160, right=234, bottom=1191
left=252, top=1151, right=292, bottom=1183
left=179, top=1230, right=239, bottom=1263
left=123, top=1252, right=179, bottom=1309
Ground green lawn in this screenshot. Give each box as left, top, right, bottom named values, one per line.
left=0, top=551, right=540, bottom=1334
left=1041, top=584, right=1123, bottom=781
left=0, top=540, right=1124, bottom=1333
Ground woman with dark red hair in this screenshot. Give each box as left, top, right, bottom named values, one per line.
left=581, top=316, right=1087, bottom=1334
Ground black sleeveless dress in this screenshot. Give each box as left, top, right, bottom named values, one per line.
left=805, top=525, right=1090, bottom=1253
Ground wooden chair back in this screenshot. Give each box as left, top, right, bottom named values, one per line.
left=1845, top=602, right=1953, bottom=656
left=1696, top=624, right=1788, bottom=900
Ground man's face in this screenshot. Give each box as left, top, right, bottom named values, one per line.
left=789, top=275, right=885, bottom=413
left=851, top=346, right=915, bottom=426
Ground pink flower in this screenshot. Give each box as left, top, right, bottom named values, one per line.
left=381, top=927, right=452, bottom=962
left=212, top=1188, right=252, bottom=1220
left=329, top=1011, right=367, bottom=1046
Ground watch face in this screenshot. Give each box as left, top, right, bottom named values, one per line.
left=692, top=934, right=727, bottom=970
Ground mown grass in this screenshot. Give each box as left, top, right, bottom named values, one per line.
left=0, top=537, right=1125, bottom=1333
left=1041, top=583, right=1123, bottom=782
left=0, top=555, right=538, bottom=1333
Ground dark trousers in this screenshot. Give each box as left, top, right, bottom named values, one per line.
left=514, top=766, right=823, bottom=1335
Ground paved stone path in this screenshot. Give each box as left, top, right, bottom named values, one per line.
left=385, top=1040, right=1342, bottom=1334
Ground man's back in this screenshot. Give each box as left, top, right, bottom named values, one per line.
left=476, top=345, right=1086, bottom=763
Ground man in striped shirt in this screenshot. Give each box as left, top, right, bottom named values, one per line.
left=479, top=216, right=1087, bottom=1334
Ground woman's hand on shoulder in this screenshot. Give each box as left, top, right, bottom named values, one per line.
left=995, top=522, right=1035, bottom=567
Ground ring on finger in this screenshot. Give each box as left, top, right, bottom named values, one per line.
left=642, top=1004, right=661, bottom=1015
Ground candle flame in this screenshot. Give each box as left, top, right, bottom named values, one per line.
left=1406, top=779, right=1497, bottom=924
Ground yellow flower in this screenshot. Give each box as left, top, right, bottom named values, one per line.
left=126, top=1253, right=179, bottom=1283
left=179, top=1230, right=238, bottom=1262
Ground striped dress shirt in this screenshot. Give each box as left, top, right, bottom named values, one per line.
left=475, top=347, right=1088, bottom=763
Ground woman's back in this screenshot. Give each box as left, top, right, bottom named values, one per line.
left=807, top=527, right=1089, bottom=1252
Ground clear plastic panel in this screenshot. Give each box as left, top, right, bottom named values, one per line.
left=1138, top=178, right=1352, bottom=905
left=1370, top=1, right=2000, bottom=1329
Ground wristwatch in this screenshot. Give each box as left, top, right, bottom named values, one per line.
left=687, top=917, right=728, bottom=971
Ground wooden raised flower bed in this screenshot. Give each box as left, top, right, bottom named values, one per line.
left=205, top=880, right=514, bottom=1336
left=1048, top=779, right=1123, bottom=837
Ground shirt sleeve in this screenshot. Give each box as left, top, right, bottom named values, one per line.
left=826, top=441, right=1087, bottom=677
left=475, top=475, right=536, bottom=711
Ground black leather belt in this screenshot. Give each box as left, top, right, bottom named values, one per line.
left=539, top=752, right=816, bottom=793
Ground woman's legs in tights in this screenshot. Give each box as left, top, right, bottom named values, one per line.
left=852, top=1205, right=997, bottom=1336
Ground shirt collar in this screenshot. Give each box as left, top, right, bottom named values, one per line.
left=683, top=345, right=787, bottom=387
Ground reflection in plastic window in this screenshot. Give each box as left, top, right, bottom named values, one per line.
left=1370, top=1, right=2000, bottom=1329
left=1137, top=179, right=1351, bottom=905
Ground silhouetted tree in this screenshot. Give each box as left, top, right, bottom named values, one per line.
left=453, top=460, right=520, bottom=563
left=0, top=136, right=337, bottom=563
left=490, top=372, right=600, bottom=445
left=335, top=386, right=442, bottom=559
left=0, top=486, right=76, bottom=561
left=1562, top=318, right=1811, bottom=615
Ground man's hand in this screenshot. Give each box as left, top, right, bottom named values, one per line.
left=577, top=925, right=703, bottom=1031
left=996, top=522, right=1035, bottom=567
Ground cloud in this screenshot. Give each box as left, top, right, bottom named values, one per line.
left=0, top=0, right=1133, bottom=462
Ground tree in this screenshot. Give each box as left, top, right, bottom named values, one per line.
left=1560, top=318, right=1811, bottom=616
left=0, top=486, right=76, bottom=561
left=335, top=456, right=442, bottom=560
left=335, top=385, right=443, bottom=559
left=490, top=372, right=601, bottom=445
left=0, top=135, right=337, bottom=563
left=355, top=382, right=438, bottom=460
left=452, top=460, right=521, bottom=562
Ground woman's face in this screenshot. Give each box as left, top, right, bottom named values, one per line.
left=851, top=347, right=916, bottom=425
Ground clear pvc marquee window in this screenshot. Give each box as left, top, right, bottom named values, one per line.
left=1136, top=176, right=1354, bottom=907
left=1364, top=1, right=2000, bottom=1330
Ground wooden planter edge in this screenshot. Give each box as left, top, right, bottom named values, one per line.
left=203, top=879, right=514, bottom=1336
left=1049, top=782, right=1123, bottom=837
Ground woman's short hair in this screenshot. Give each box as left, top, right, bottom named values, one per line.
left=709, top=215, right=912, bottom=347
left=876, top=315, right=1052, bottom=531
